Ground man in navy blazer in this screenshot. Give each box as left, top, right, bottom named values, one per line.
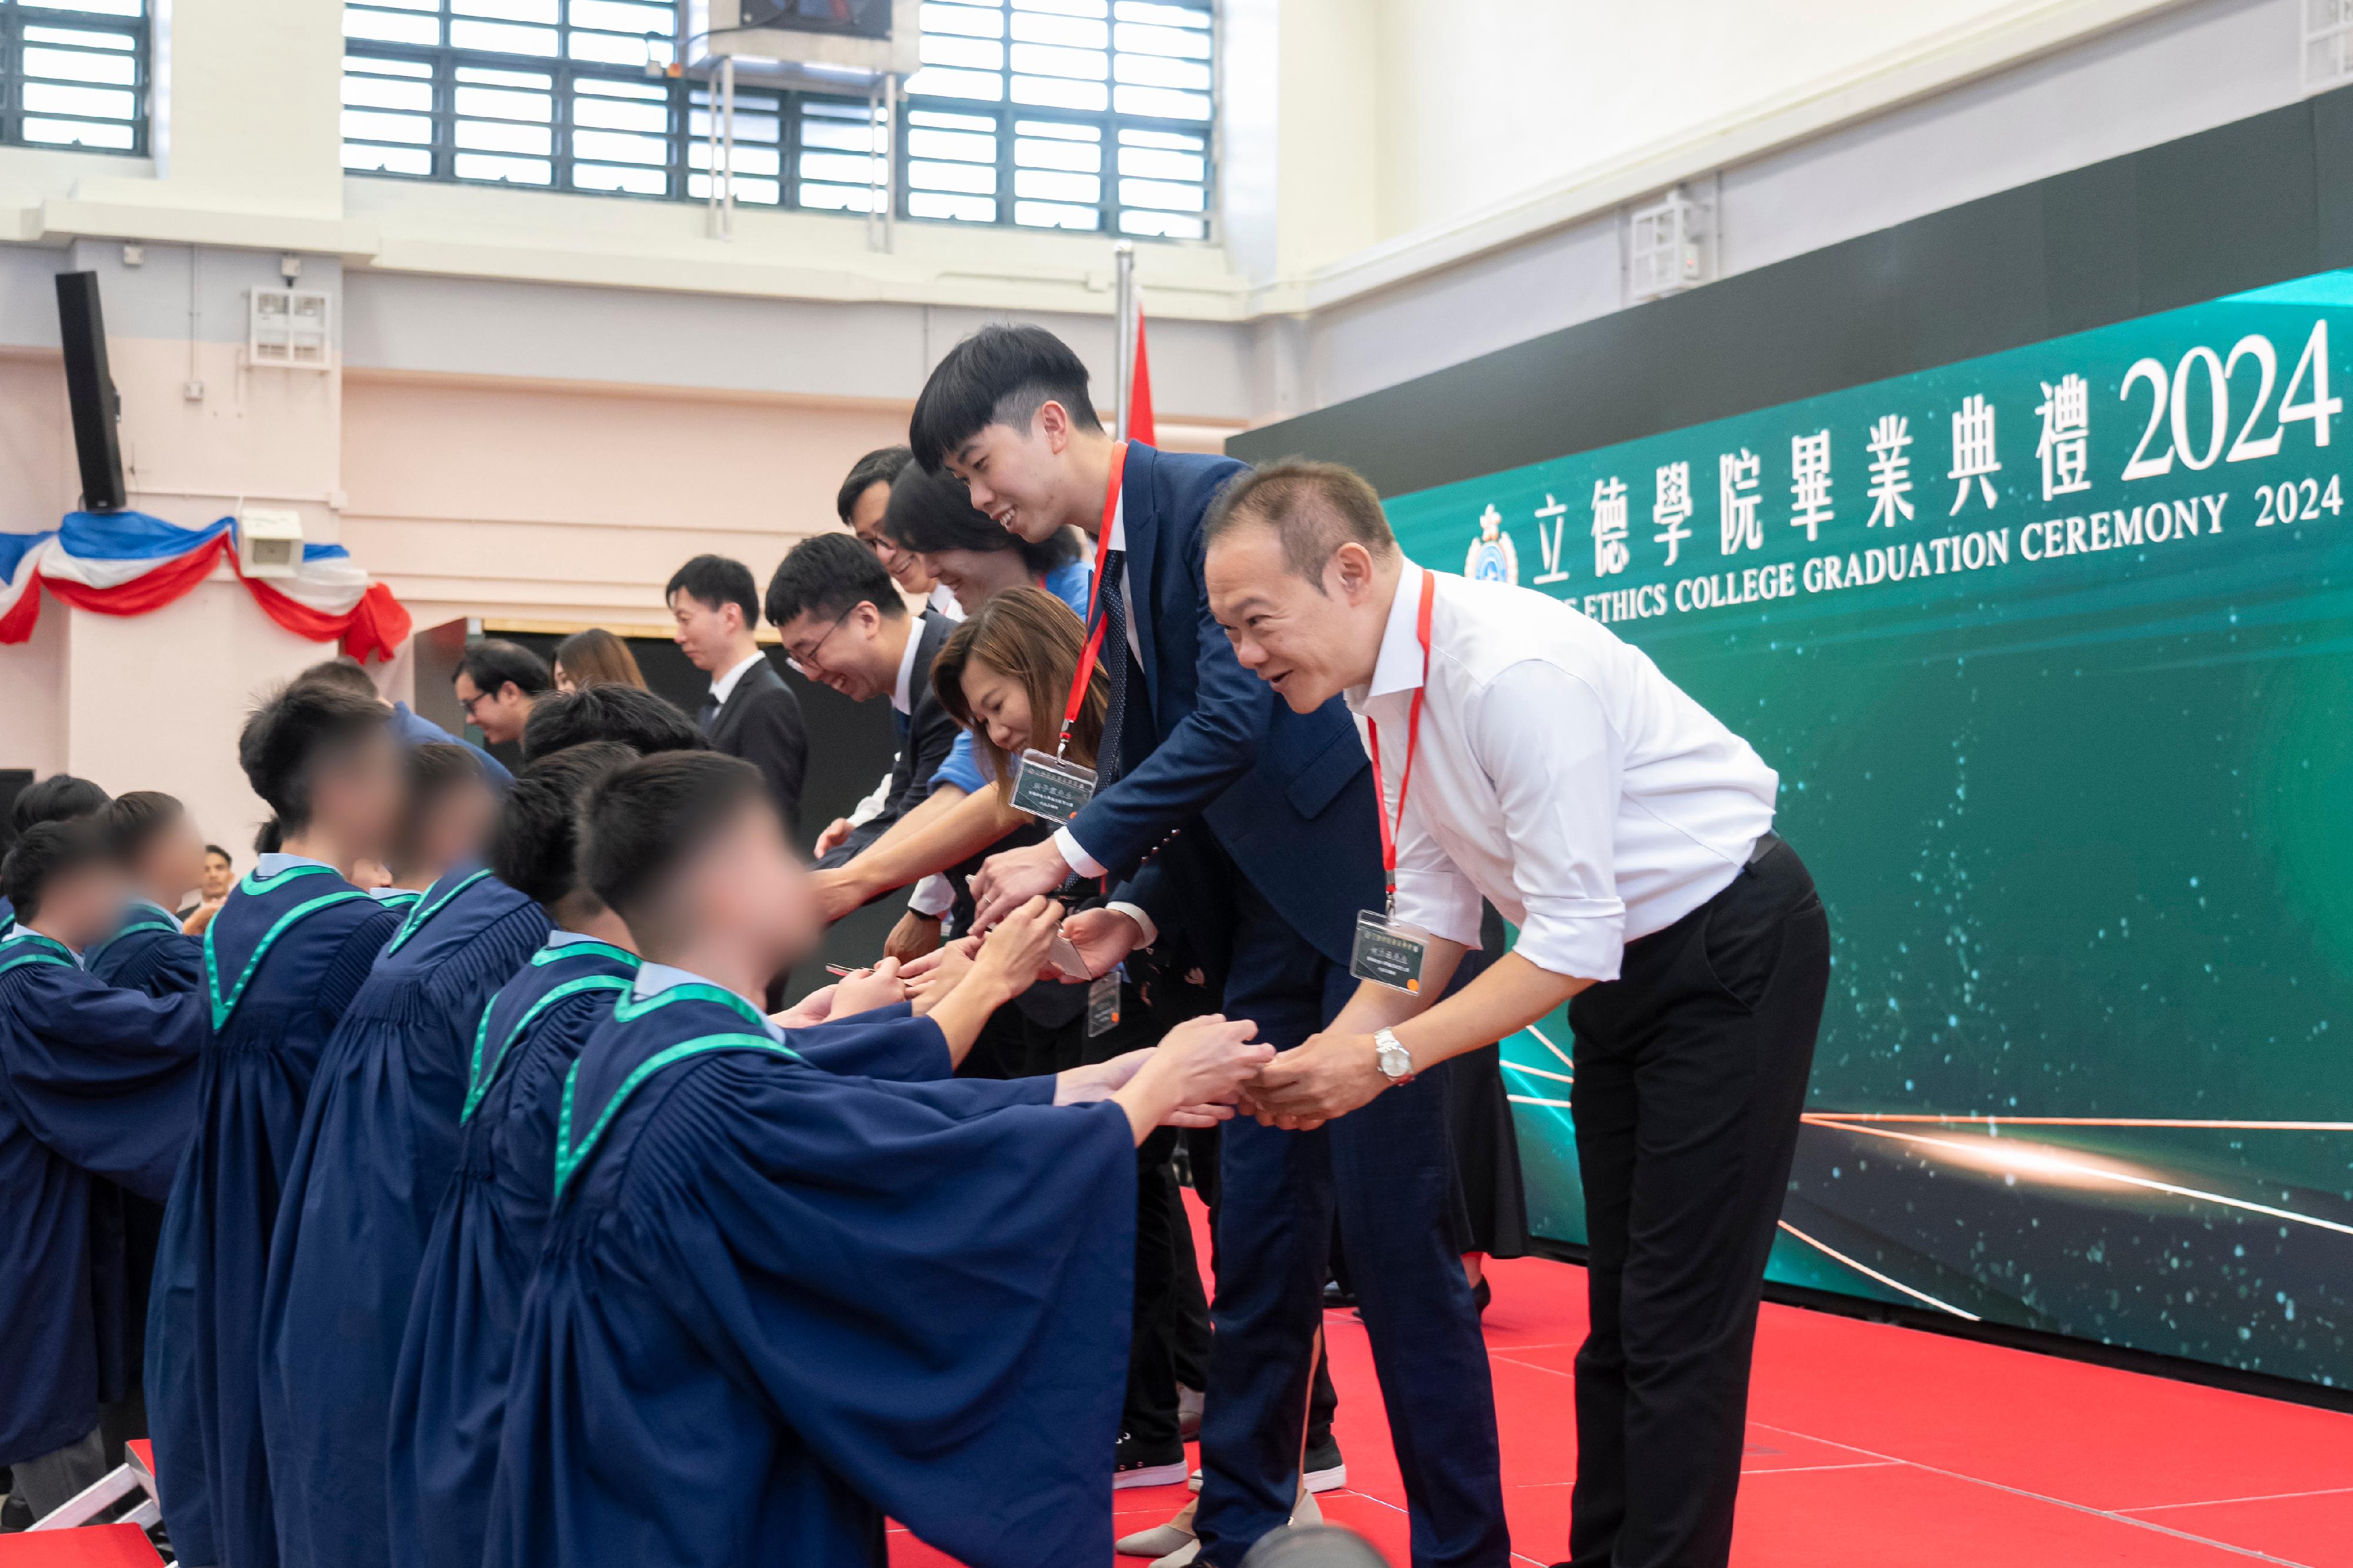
left=915, top=326, right=1505, bottom=1568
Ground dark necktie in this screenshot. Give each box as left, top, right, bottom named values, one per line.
left=696, top=690, right=722, bottom=735
left=1094, top=548, right=1132, bottom=788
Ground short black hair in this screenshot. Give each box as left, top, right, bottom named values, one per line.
left=254, top=819, right=283, bottom=856
left=836, top=445, right=913, bottom=524
left=238, top=680, right=392, bottom=836
left=12, top=773, right=111, bottom=838
left=391, top=742, right=486, bottom=874
left=102, top=791, right=186, bottom=867
left=579, top=752, right=767, bottom=934
left=665, top=554, right=761, bottom=629
left=1, top=820, right=109, bottom=925
left=882, top=461, right=1082, bottom=576
left=763, top=532, right=905, bottom=633
left=491, top=741, right=637, bottom=916
left=909, top=323, right=1102, bottom=473
left=520, top=686, right=704, bottom=765
left=455, top=639, right=552, bottom=700
left=1204, top=458, right=1397, bottom=586
left=296, top=656, right=380, bottom=701
left=205, top=843, right=232, bottom=865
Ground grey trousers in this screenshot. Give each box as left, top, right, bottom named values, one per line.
left=11, top=1427, right=107, bottom=1520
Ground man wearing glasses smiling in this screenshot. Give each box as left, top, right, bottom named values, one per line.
left=838, top=443, right=961, bottom=620
left=666, top=554, right=808, bottom=840
left=450, top=639, right=549, bottom=750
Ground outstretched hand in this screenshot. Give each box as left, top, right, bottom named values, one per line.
left=970, top=839, right=1074, bottom=930
left=1052, top=905, right=1144, bottom=982
left=831, top=958, right=909, bottom=1018
left=1239, top=1029, right=1386, bottom=1130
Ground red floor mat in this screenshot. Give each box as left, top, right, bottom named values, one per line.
left=893, top=1197, right=2353, bottom=1567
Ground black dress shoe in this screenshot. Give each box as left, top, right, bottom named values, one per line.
left=1472, top=1276, right=1492, bottom=1315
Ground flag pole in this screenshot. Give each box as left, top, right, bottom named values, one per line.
left=1113, top=239, right=1136, bottom=441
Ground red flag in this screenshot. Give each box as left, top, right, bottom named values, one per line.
left=1128, top=307, right=1156, bottom=448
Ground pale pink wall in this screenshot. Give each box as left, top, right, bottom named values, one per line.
left=340, top=372, right=914, bottom=631
left=0, top=350, right=72, bottom=777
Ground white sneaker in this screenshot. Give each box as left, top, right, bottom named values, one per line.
left=1149, top=1539, right=1201, bottom=1567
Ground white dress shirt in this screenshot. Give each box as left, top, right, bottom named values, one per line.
left=845, top=620, right=931, bottom=829
left=707, top=650, right=767, bottom=710
left=1055, top=486, right=1145, bottom=880
left=1348, top=562, right=1778, bottom=983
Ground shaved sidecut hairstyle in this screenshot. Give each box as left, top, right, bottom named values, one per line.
left=1202, top=459, right=1399, bottom=589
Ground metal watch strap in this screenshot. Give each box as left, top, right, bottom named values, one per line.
left=1374, top=1027, right=1415, bottom=1084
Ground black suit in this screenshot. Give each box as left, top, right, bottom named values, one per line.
left=703, top=656, right=808, bottom=838
left=816, top=610, right=959, bottom=872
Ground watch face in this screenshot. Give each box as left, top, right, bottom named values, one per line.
left=1377, top=1041, right=1411, bottom=1079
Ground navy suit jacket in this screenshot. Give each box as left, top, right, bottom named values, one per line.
left=1074, top=442, right=1384, bottom=968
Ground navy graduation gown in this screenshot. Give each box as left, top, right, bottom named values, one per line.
left=259, top=869, right=549, bottom=1568
left=485, top=987, right=1139, bottom=1568
left=83, top=901, right=204, bottom=1410
left=386, top=937, right=639, bottom=1568
left=389, top=967, right=949, bottom=1568
left=0, top=935, right=204, bottom=1467
left=144, top=862, right=402, bottom=1568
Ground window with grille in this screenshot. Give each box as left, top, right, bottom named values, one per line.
left=339, top=0, right=1211, bottom=238
left=0, top=0, right=148, bottom=155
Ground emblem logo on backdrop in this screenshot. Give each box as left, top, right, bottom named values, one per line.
left=1464, top=503, right=1519, bottom=584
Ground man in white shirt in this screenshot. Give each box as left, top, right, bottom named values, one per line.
left=1204, top=461, right=1829, bottom=1568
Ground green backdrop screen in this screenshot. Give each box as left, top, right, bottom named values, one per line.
left=1382, top=272, right=2353, bottom=1389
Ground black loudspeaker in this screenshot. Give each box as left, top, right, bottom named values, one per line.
left=54, top=271, right=126, bottom=513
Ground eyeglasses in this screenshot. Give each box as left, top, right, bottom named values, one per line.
left=784, top=608, right=856, bottom=675
left=456, top=689, right=491, bottom=718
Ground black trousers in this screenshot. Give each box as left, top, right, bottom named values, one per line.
left=1565, top=839, right=1828, bottom=1568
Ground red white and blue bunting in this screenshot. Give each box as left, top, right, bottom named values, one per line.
left=0, top=511, right=412, bottom=662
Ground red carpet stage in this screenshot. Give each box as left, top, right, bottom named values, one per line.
left=892, top=1205, right=2353, bottom=1568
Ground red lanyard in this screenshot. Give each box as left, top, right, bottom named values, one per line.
left=1056, top=439, right=1129, bottom=758
left=1364, top=569, right=1436, bottom=912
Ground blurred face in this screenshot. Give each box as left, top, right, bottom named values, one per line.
left=138, top=812, right=208, bottom=905
left=944, top=402, right=1085, bottom=546
left=201, top=849, right=234, bottom=900
left=669, top=590, right=744, bottom=674
left=959, top=656, right=1036, bottom=757
left=676, top=794, right=820, bottom=970
left=36, top=862, right=129, bottom=951
left=777, top=600, right=899, bottom=703
left=923, top=547, right=1028, bottom=612
left=455, top=673, right=535, bottom=746
left=314, top=727, right=405, bottom=860
left=849, top=481, right=935, bottom=596
left=1205, top=522, right=1371, bottom=715
left=411, top=776, right=497, bottom=883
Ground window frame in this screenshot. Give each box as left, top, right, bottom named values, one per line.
left=0, top=0, right=151, bottom=158
left=336, top=0, right=1212, bottom=239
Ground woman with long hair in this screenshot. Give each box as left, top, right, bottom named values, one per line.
left=551, top=628, right=648, bottom=693
left=931, top=585, right=1106, bottom=790
left=885, top=463, right=1089, bottom=618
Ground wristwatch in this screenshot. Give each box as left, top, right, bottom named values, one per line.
left=1372, top=1027, right=1415, bottom=1085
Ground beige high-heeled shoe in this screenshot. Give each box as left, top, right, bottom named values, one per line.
left=1132, top=1482, right=1324, bottom=1566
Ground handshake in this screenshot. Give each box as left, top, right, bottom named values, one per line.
left=778, top=896, right=1284, bottom=1144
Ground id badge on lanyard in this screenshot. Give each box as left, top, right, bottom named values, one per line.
left=1086, top=970, right=1122, bottom=1037
left=1349, top=570, right=1439, bottom=995
left=1012, top=441, right=1129, bottom=828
